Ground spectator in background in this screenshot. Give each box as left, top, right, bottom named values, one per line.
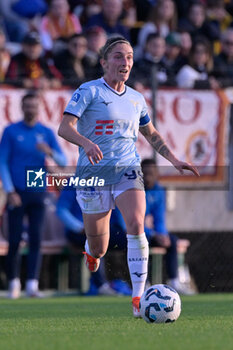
left=40, top=0, right=82, bottom=51
left=0, top=0, right=30, bottom=43
left=207, top=1, right=233, bottom=28
left=53, top=33, right=96, bottom=88
left=163, top=32, right=187, bottom=75
left=72, top=0, right=102, bottom=27
left=179, top=30, right=193, bottom=59
left=178, top=1, right=221, bottom=44
left=10, top=0, right=47, bottom=20
left=212, top=28, right=233, bottom=88
left=133, top=0, right=154, bottom=23
left=130, top=33, right=176, bottom=88
left=0, top=91, right=67, bottom=299
left=9, top=0, right=48, bottom=36
left=141, top=158, right=194, bottom=295
left=206, top=0, right=233, bottom=53
left=174, top=0, right=194, bottom=20
left=0, top=0, right=47, bottom=44
left=86, top=26, right=107, bottom=62
left=226, top=0, right=233, bottom=17
left=5, top=32, right=61, bottom=89
left=0, top=28, right=11, bottom=83
left=82, top=0, right=137, bottom=30
left=119, top=0, right=137, bottom=31
left=86, top=0, right=130, bottom=40
left=136, top=0, right=177, bottom=60
left=176, top=37, right=219, bottom=89
left=85, top=26, right=107, bottom=78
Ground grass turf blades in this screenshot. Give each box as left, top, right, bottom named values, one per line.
left=0, top=294, right=232, bottom=350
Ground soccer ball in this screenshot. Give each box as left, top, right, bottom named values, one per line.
left=140, top=284, right=181, bottom=323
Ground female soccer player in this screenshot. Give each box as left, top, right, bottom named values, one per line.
left=58, top=36, right=199, bottom=317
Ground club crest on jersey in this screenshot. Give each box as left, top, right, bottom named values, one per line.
left=95, top=120, right=114, bottom=135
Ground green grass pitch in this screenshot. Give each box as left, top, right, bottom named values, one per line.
left=0, top=294, right=232, bottom=350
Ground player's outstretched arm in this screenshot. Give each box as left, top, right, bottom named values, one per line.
left=58, top=113, right=103, bottom=165
left=139, top=122, right=200, bottom=176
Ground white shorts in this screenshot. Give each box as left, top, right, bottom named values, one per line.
left=76, top=170, right=144, bottom=214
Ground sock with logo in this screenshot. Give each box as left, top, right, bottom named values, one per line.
left=127, top=233, right=149, bottom=298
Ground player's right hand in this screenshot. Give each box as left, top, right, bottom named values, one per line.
left=83, top=141, right=103, bottom=165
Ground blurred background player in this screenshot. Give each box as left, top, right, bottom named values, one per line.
left=0, top=91, right=67, bottom=298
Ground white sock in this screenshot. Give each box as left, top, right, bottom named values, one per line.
left=127, top=233, right=149, bottom=298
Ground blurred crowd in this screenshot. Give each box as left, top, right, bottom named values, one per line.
left=1, top=0, right=233, bottom=90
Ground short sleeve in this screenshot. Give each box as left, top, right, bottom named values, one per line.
left=139, top=94, right=151, bottom=127
left=64, top=86, right=93, bottom=118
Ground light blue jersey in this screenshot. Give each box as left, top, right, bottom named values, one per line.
left=64, top=78, right=151, bottom=184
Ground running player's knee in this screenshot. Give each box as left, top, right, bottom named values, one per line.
left=126, top=214, right=144, bottom=234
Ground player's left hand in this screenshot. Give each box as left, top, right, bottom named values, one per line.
left=173, top=160, right=200, bottom=177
